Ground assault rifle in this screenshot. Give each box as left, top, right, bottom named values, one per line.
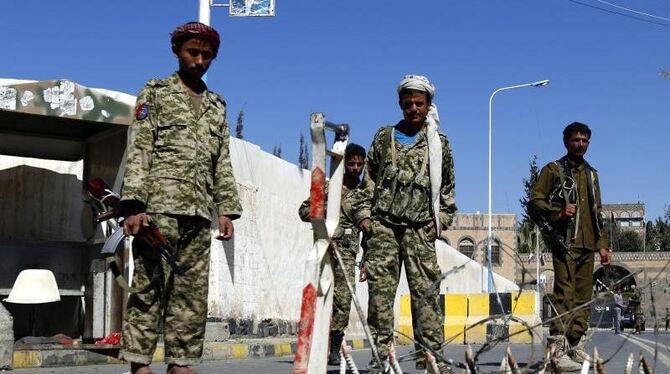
left=84, top=178, right=187, bottom=292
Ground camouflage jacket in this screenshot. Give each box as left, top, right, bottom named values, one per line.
left=352, top=124, right=456, bottom=228
left=121, top=73, right=242, bottom=221
left=298, top=183, right=360, bottom=254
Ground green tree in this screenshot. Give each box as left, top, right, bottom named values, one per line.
left=272, top=144, right=282, bottom=158
left=617, top=230, right=643, bottom=252
left=603, top=216, right=620, bottom=252
left=235, top=109, right=244, bottom=139
left=298, top=132, right=309, bottom=169
left=517, top=221, right=542, bottom=254
left=517, top=155, right=542, bottom=253
left=519, top=155, right=539, bottom=226
left=656, top=205, right=670, bottom=251
left=646, top=220, right=659, bottom=251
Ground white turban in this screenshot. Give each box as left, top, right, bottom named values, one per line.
left=398, top=74, right=443, bottom=235
left=397, top=74, right=436, bottom=98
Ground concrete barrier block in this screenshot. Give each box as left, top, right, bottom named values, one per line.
left=205, top=321, right=230, bottom=341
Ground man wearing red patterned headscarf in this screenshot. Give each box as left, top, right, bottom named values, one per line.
left=119, top=21, right=241, bottom=374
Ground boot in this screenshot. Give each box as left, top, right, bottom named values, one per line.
left=547, top=335, right=581, bottom=372
left=328, top=330, right=344, bottom=366
left=567, top=336, right=591, bottom=364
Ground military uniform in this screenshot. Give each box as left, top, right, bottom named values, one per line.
left=629, top=290, right=643, bottom=333
left=299, top=184, right=360, bottom=335
left=352, top=125, right=456, bottom=360
left=530, top=156, right=607, bottom=346
left=120, top=73, right=241, bottom=365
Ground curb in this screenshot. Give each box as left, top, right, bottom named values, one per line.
left=11, top=338, right=371, bottom=369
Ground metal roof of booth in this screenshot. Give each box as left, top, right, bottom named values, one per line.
left=0, top=79, right=135, bottom=161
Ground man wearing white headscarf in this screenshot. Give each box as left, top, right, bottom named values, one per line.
left=352, top=75, right=456, bottom=373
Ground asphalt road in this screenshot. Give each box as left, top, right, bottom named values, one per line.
left=12, top=330, right=670, bottom=373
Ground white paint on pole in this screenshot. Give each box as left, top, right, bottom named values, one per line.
left=199, top=0, right=211, bottom=25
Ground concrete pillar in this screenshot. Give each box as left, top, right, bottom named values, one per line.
left=0, top=302, right=14, bottom=369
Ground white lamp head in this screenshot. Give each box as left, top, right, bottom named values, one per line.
left=531, top=79, right=550, bottom=87
left=4, top=269, right=60, bottom=304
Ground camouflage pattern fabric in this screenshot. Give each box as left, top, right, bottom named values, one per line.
left=352, top=125, right=456, bottom=229
left=120, top=213, right=211, bottom=365
left=120, top=73, right=241, bottom=365
left=330, top=245, right=357, bottom=333
left=351, top=124, right=456, bottom=359
left=122, top=72, right=242, bottom=221
left=365, top=219, right=443, bottom=359
left=299, top=184, right=359, bottom=243
left=299, top=184, right=361, bottom=333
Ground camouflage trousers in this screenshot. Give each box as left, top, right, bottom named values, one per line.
left=330, top=241, right=358, bottom=334
left=365, top=219, right=443, bottom=358
left=121, top=213, right=211, bottom=366
left=549, top=246, right=594, bottom=344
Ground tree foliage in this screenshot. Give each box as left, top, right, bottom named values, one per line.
left=617, top=230, right=643, bottom=252
left=235, top=109, right=244, bottom=139
left=272, top=144, right=282, bottom=158
left=646, top=220, right=659, bottom=251
left=298, top=132, right=309, bottom=169
left=653, top=205, right=670, bottom=251
left=517, top=155, right=542, bottom=253
left=519, top=155, right=540, bottom=227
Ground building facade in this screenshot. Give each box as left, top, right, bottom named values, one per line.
left=602, top=203, right=645, bottom=236
left=441, top=212, right=517, bottom=282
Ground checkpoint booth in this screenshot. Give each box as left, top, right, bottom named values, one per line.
left=0, top=78, right=134, bottom=343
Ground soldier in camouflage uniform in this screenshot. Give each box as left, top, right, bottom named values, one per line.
left=120, top=22, right=241, bottom=374
left=298, top=143, right=366, bottom=366
left=530, top=122, right=610, bottom=371
left=628, top=286, right=643, bottom=334
left=352, top=75, right=456, bottom=373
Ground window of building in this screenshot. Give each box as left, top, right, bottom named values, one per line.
left=458, top=238, right=475, bottom=259
left=491, top=240, right=501, bottom=266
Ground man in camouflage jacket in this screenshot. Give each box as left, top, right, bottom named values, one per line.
left=352, top=75, right=456, bottom=373
left=530, top=122, right=610, bottom=371
left=298, top=143, right=366, bottom=366
left=120, top=22, right=241, bottom=374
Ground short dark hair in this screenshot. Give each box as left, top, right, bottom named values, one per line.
left=345, top=143, right=366, bottom=160
left=398, top=88, right=432, bottom=106
left=563, top=121, right=591, bottom=145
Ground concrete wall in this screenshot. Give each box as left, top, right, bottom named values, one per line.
left=0, top=137, right=520, bottom=337
left=207, top=138, right=312, bottom=321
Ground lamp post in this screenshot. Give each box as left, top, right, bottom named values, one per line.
left=487, top=79, right=549, bottom=292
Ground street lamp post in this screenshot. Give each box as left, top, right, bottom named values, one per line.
left=487, top=79, right=549, bottom=292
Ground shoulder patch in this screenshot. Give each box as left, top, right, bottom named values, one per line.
left=135, top=103, right=149, bottom=121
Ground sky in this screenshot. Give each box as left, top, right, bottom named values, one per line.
left=1, top=0, right=668, bottom=221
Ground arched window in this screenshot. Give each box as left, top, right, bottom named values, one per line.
left=491, top=239, right=502, bottom=266
left=483, top=238, right=502, bottom=266
left=458, top=238, right=475, bottom=259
